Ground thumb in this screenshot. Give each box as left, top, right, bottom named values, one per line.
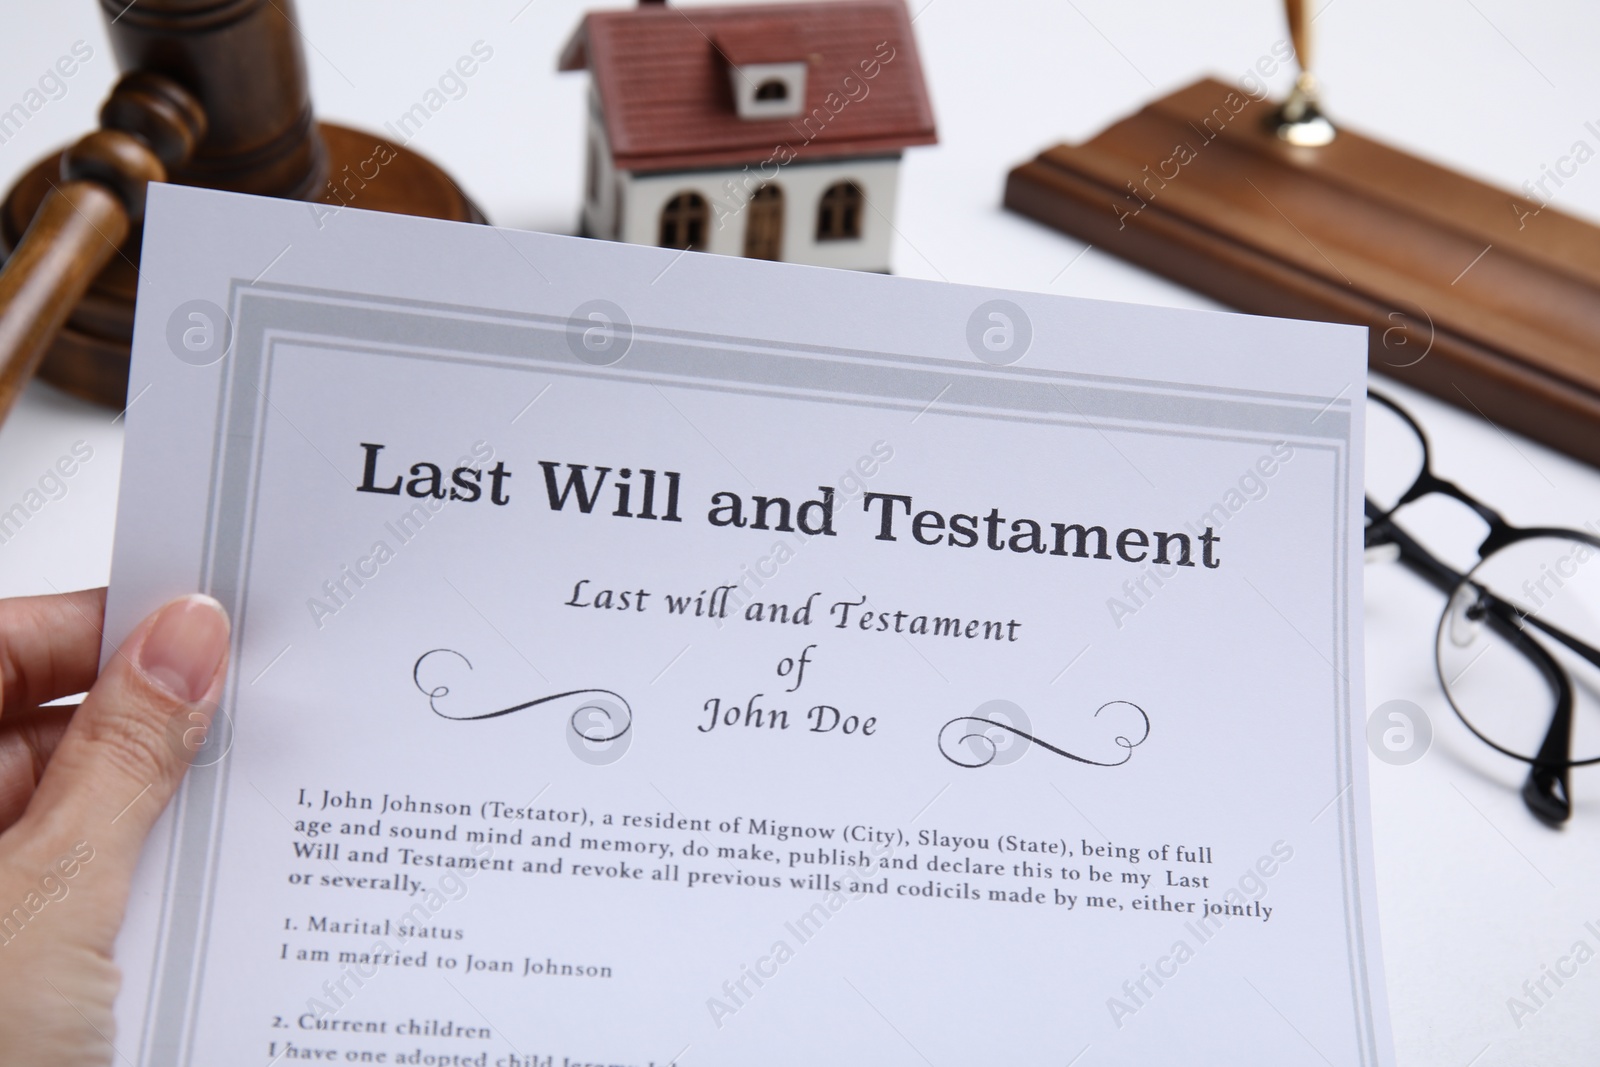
left=10, top=594, right=230, bottom=927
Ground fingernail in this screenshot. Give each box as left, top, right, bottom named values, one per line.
left=138, top=594, right=230, bottom=703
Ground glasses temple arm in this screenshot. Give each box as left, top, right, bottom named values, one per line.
left=1507, top=605, right=1600, bottom=672
left=1369, top=506, right=1600, bottom=679
left=1473, top=526, right=1600, bottom=672
left=1367, top=501, right=1465, bottom=596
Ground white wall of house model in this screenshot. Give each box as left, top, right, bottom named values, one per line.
left=580, top=90, right=903, bottom=273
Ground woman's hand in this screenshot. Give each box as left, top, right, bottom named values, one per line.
left=0, top=587, right=229, bottom=1066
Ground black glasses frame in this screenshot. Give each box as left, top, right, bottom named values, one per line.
left=1364, top=389, right=1600, bottom=826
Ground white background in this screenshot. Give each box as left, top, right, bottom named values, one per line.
left=2, top=1, right=1599, bottom=1063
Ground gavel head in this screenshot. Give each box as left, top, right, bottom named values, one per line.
left=99, top=0, right=328, bottom=199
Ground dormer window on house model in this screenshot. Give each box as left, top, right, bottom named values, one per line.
left=559, top=0, right=937, bottom=272
left=718, top=25, right=809, bottom=120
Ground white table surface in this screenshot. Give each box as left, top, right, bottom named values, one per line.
left=4, top=1, right=1599, bottom=1062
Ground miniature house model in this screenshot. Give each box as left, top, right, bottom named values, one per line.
left=559, top=0, right=937, bottom=272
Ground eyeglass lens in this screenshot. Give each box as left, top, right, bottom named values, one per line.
left=1437, top=535, right=1600, bottom=768
left=1365, top=396, right=1427, bottom=516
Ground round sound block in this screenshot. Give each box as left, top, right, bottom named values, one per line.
left=0, top=123, right=486, bottom=409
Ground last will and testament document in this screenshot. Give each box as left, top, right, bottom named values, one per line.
left=105, top=183, right=1389, bottom=1065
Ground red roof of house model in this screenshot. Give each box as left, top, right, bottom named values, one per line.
left=559, top=0, right=938, bottom=173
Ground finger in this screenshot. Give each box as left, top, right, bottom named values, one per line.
left=0, top=702, right=74, bottom=831
left=9, top=594, right=229, bottom=908
left=0, top=588, right=106, bottom=715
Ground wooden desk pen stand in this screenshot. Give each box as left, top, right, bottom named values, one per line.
left=1006, top=78, right=1600, bottom=468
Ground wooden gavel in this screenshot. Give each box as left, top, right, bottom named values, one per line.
left=0, top=0, right=482, bottom=424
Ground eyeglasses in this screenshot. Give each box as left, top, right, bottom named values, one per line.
left=1364, top=389, right=1600, bottom=826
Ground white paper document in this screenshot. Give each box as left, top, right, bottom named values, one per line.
left=107, top=184, right=1388, bottom=1065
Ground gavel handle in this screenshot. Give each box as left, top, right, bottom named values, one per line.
left=0, top=183, right=128, bottom=424
left=0, top=71, right=203, bottom=426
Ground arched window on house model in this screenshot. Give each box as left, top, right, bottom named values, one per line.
left=743, top=183, right=784, bottom=260
left=659, top=192, right=709, bottom=250
left=816, top=181, right=863, bottom=241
